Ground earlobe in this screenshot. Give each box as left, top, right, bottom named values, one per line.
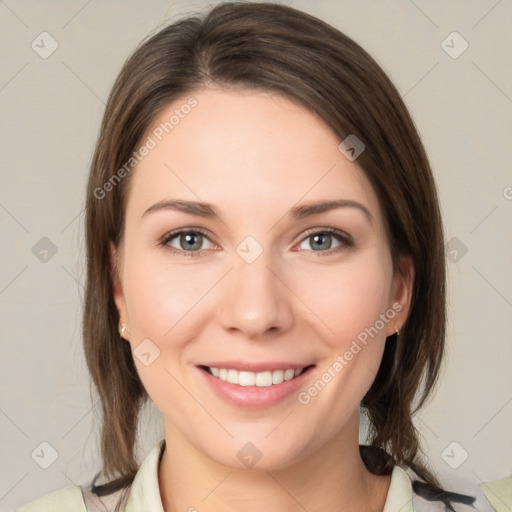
left=119, top=324, right=128, bottom=340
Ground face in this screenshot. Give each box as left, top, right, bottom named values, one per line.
left=111, top=88, right=412, bottom=471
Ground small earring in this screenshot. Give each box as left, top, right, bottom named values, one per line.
left=395, top=327, right=400, bottom=338
left=119, top=324, right=127, bottom=338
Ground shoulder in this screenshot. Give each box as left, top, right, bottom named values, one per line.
left=14, top=485, right=87, bottom=512
left=479, top=474, right=512, bottom=512
left=400, top=466, right=507, bottom=512
left=80, top=482, right=129, bottom=511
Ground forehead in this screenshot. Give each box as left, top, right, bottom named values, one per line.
left=126, top=88, right=382, bottom=224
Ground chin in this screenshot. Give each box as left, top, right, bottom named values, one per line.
left=201, top=434, right=313, bottom=473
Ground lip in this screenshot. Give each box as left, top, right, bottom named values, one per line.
left=197, top=364, right=315, bottom=410
left=200, top=360, right=312, bottom=372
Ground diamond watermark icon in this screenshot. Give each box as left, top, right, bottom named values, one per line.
left=446, top=237, right=468, bottom=263
left=133, top=338, right=161, bottom=366
left=237, top=442, right=262, bottom=468
left=31, top=31, right=59, bottom=59
left=441, top=31, right=468, bottom=59
left=338, top=134, right=365, bottom=161
left=441, top=441, right=469, bottom=469
left=236, top=236, right=263, bottom=264
left=32, top=237, right=58, bottom=263
left=31, top=441, right=59, bottom=469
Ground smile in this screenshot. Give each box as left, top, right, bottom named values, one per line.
left=198, top=363, right=315, bottom=409
left=204, top=366, right=310, bottom=387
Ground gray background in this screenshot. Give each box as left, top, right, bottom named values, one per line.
left=1, top=0, right=511, bottom=510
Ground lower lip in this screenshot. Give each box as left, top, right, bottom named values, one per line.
left=197, top=366, right=314, bottom=409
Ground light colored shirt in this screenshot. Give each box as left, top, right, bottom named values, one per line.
left=15, top=439, right=506, bottom=511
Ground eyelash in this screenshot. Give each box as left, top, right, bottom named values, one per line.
left=158, top=227, right=353, bottom=258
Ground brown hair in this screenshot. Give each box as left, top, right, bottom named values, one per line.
left=83, top=0, right=457, bottom=507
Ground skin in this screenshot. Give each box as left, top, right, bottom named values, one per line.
left=112, top=88, right=414, bottom=512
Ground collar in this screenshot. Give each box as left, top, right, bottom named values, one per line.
left=124, top=439, right=414, bottom=511
left=125, top=439, right=166, bottom=512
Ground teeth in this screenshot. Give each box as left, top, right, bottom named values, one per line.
left=208, top=366, right=305, bottom=387
left=272, top=370, right=284, bottom=385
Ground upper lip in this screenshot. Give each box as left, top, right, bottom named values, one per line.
left=199, top=361, right=315, bottom=372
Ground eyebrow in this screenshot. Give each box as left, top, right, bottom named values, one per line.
left=141, top=198, right=373, bottom=223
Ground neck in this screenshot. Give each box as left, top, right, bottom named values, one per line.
left=158, top=412, right=390, bottom=512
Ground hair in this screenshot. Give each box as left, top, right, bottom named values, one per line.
left=83, top=1, right=469, bottom=509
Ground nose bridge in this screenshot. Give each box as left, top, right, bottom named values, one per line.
left=217, top=241, right=293, bottom=338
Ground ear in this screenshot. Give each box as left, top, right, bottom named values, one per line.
left=110, top=242, right=129, bottom=340
left=385, top=255, right=414, bottom=337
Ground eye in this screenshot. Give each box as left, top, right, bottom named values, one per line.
left=159, top=227, right=353, bottom=258
left=159, top=228, right=216, bottom=257
left=296, top=228, right=353, bottom=255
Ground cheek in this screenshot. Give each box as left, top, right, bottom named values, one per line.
left=293, top=253, right=393, bottom=346
left=295, top=263, right=393, bottom=422
left=120, top=243, right=219, bottom=401
left=122, top=248, right=207, bottom=340
left=120, top=249, right=202, bottom=410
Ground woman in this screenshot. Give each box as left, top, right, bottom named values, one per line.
left=16, top=2, right=506, bottom=511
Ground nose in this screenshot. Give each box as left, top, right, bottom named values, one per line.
left=217, top=251, right=294, bottom=340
